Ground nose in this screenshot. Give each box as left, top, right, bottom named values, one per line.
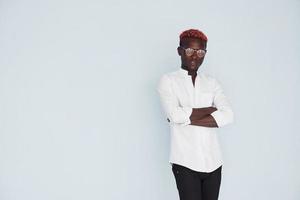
left=192, top=53, right=198, bottom=60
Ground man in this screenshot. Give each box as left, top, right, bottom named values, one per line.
left=157, top=29, right=234, bottom=200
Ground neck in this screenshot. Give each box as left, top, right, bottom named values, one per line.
left=181, top=66, right=197, bottom=76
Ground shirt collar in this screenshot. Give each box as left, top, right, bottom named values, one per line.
left=178, top=68, right=198, bottom=77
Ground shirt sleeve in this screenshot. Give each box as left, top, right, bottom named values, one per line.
left=210, top=79, right=234, bottom=127
left=157, top=75, right=192, bottom=126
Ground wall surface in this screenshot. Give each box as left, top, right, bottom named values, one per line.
left=0, top=0, right=299, bottom=199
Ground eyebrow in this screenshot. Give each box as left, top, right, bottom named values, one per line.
left=187, top=47, right=206, bottom=50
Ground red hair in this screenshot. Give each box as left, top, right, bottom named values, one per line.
left=179, top=29, right=208, bottom=46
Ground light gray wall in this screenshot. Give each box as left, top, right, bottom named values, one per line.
left=0, top=0, right=299, bottom=199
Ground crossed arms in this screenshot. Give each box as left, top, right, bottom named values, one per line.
left=167, top=107, right=218, bottom=127
left=158, top=75, right=234, bottom=128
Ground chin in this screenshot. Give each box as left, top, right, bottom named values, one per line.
left=188, top=66, right=199, bottom=71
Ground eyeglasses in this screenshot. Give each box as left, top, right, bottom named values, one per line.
left=179, top=46, right=207, bottom=58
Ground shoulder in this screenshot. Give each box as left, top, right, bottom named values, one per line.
left=163, top=70, right=181, bottom=78
left=157, top=70, right=181, bottom=91
left=159, top=70, right=182, bottom=82
left=199, top=73, right=223, bottom=90
left=199, top=73, right=217, bottom=84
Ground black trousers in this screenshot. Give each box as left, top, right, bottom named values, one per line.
left=172, top=163, right=222, bottom=200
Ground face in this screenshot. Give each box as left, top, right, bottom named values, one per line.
left=177, top=38, right=207, bottom=72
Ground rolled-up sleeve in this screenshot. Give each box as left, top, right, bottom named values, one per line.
left=210, top=79, right=234, bottom=127
left=157, top=75, right=192, bottom=126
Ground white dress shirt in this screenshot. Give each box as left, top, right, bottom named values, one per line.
left=157, top=68, right=234, bottom=172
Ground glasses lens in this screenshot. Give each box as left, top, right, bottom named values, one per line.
left=197, top=50, right=206, bottom=57
left=185, top=48, right=194, bottom=56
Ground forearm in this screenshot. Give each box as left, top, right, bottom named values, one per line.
left=166, top=106, right=217, bottom=123
left=189, top=107, right=217, bottom=121
left=190, top=114, right=218, bottom=128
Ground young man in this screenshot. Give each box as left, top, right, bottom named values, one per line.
left=157, top=29, right=234, bottom=200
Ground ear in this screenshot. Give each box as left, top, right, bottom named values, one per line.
left=203, top=41, right=207, bottom=50
left=177, top=46, right=182, bottom=56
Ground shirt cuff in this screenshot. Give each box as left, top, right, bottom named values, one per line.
left=180, top=107, right=193, bottom=126
left=210, top=110, right=223, bottom=127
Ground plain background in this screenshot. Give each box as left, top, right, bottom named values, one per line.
left=0, top=0, right=299, bottom=199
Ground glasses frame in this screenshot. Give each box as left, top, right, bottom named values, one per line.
left=179, top=46, right=207, bottom=58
